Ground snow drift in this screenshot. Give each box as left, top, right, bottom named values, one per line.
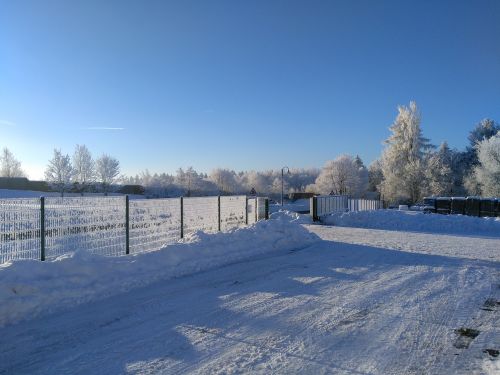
left=322, top=209, right=500, bottom=237
left=0, top=211, right=319, bottom=327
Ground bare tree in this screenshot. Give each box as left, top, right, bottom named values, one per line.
left=0, top=148, right=25, bottom=177
left=314, top=155, right=363, bottom=196
left=45, top=149, right=74, bottom=196
left=95, top=154, right=120, bottom=195
left=72, top=144, right=95, bottom=195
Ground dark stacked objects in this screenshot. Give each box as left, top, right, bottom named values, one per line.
left=480, top=198, right=496, bottom=217
left=465, top=197, right=481, bottom=217
left=423, top=197, right=437, bottom=213
left=450, top=197, right=466, bottom=215
left=436, top=197, right=451, bottom=214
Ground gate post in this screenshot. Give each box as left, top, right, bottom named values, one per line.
left=310, top=196, right=319, bottom=222
left=40, top=196, right=45, bottom=261
left=218, top=195, right=221, bottom=231
left=125, top=195, right=130, bottom=255
left=245, top=196, right=248, bottom=225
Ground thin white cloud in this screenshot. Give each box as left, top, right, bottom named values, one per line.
left=81, top=127, right=125, bottom=131
left=0, top=119, right=16, bottom=126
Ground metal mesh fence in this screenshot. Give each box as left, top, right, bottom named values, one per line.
left=316, top=195, right=348, bottom=216
left=45, top=197, right=126, bottom=259
left=221, top=195, right=247, bottom=230
left=348, top=198, right=382, bottom=211
left=312, top=195, right=382, bottom=220
left=130, top=198, right=181, bottom=254
left=247, top=198, right=257, bottom=225
left=0, top=195, right=268, bottom=263
left=257, top=197, right=267, bottom=220
left=183, top=196, right=219, bottom=234
left=0, top=198, right=41, bottom=263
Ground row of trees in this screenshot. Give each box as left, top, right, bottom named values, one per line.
left=372, top=102, right=500, bottom=203
left=2, top=104, right=498, bottom=202
left=121, top=167, right=320, bottom=198
left=44, top=146, right=120, bottom=195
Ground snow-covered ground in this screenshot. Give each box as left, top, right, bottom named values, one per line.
left=322, top=209, right=500, bottom=238
left=0, top=210, right=499, bottom=374
left=270, top=199, right=310, bottom=213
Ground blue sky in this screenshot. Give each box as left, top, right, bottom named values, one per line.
left=1, top=0, right=499, bottom=179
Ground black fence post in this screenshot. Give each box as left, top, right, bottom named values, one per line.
left=218, top=195, right=221, bottom=231
left=245, top=196, right=248, bottom=225
left=265, top=198, right=269, bottom=220
left=180, top=196, right=184, bottom=239
left=310, top=196, right=319, bottom=222
left=125, top=195, right=130, bottom=255
left=40, top=196, right=45, bottom=261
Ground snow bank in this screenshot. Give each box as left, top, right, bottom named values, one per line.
left=322, top=209, right=500, bottom=237
left=0, top=211, right=318, bottom=327
left=270, top=199, right=310, bottom=213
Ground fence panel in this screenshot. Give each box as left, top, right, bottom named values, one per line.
left=257, top=197, right=267, bottom=220
left=0, top=198, right=41, bottom=263
left=316, top=195, right=348, bottom=217
left=221, top=195, right=246, bottom=230
left=0, top=194, right=268, bottom=264
left=184, top=196, right=219, bottom=234
left=45, top=197, right=126, bottom=259
left=129, top=198, right=181, bottom=254
left=247, top=198, right=257, bottom=225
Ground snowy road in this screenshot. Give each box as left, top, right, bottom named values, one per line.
left=1, top=225, right=499, bottom=374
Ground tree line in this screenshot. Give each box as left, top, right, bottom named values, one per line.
left=0, top=146, right=120, bottom=196
left=1, top=102, right=499, bottom=203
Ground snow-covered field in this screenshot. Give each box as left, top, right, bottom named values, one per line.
left=0, top=211, right=499, bottom=374
left=0, top=188, right=144, bottom=199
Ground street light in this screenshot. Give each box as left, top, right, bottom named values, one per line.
left=281, top=166, right=290, bottom=206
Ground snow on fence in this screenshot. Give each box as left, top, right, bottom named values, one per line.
left=0, top=195, right=269, bottom=264
left=310, top=195, right=382, bottom=221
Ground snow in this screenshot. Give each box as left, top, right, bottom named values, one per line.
left=0, top=212, right=317, bottom=327
left=322, top=209, right=500, bottom=238
left=270, top=199, right=310, bottom=213
left=0, top=210, right=499, bottom=374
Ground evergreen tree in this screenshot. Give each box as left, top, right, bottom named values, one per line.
left=473, top=132, right=500, bottom=196
left=380, top=101, right=433, bottom=203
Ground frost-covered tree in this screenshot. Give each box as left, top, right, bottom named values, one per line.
left=209, top=168, right=238, bottom=194
left=424, top=142, right=453, bottom=196
left=368, top=159, right=383, bottom=193
left=354, top=155, right=369, bottom=196
left=314, top=155, right=364, bottom=196
left=72, top=144, right=94, bottom=194
left=175, top=167, right=204, bottom=196
left=380, top=101, right=433, bottom=204
left=472, top=132, right=500, bottom=196
left=0, top=148, right=25, bottom=177
left=95, top=154, right=120, bottom=195
left=45, top=149, right=74, bottom=196
left=462, top=119, right=500, bottom=172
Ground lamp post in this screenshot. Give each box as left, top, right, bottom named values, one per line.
left=281, top=166, right=290, bottom=206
